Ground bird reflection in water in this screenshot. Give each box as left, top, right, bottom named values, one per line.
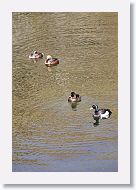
left=90, top=118, right=100, bottom=127
left=46, top=63, right=59, bottom=72
left=70, top=102, right=78, bottom=111
left=93, top=118, right=100, bottom=127
left=47, top=67, right=52, bottom=72
left=30, top=58, right=38, bottom=64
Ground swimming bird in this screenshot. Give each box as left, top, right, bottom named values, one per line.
left=29, top=51, right=44, bottom=59
left=90, top=104, right=112, bottom=120
left=68, top=92, right=81, bottom=102
left=45, top=55, right=59, bottom=67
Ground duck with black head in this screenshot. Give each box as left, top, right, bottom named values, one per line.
left=68, top=92, right=81, bottom=103
left=90, top=104, right=112, bottom=120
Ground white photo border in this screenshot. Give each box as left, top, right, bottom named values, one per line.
left=0, top=0, right=130, bottom=184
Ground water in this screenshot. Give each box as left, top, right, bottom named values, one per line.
left=12, top=12, right=118, bottom=172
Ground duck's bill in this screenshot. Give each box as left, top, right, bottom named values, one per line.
left=90, top=107, right=93, bottom=110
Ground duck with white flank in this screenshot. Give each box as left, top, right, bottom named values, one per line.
left=68, top=92, right=81, bottom=102
left=29, top=51, right=44, bottom=59
left=90, top=104, right=112, bottom=120
left=45, top=55, right=59, bottom=67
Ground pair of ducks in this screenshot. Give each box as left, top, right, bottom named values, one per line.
left=68, top=92, right=112, bottom=120
left=29, top=51, right=59, bottom=67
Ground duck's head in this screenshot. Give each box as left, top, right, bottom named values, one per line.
left=90, top=104, right=98, bottom=111
left=33, top=51, right=38, bottom=54
left=71, top=92, right=76, bottom=97
left=47, top=55, right=52, bottom=59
